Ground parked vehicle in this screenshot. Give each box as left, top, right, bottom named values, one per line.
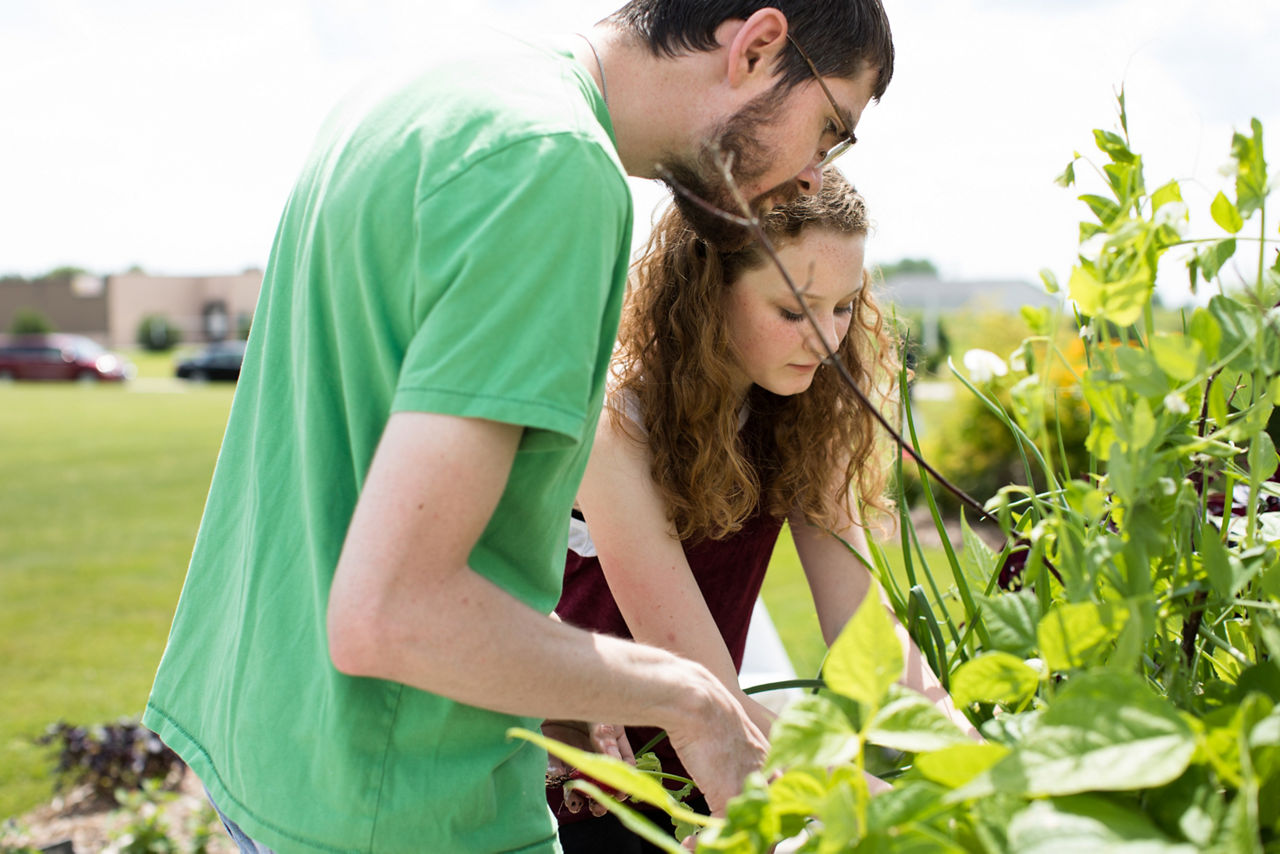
left=174, top=339, right=246, bottom=382
left=0, top=333, right=133, bottom=382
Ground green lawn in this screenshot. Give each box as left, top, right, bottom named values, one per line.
left=761, top=526, right=951, bottom=679
left=0, top=366, right=234, bottom=819
left=0, top=359, right=959, bottom=819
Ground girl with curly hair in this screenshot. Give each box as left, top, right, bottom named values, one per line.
left=546, top=170, right=973, bottom=851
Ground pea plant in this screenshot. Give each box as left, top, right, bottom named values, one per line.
left=514, top=96, right=1279, bottom=852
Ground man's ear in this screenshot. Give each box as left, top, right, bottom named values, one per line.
left=724, top=8, right=788, bottom=89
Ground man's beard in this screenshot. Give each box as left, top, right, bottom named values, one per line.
left=661, top=86, right=799, bottom=251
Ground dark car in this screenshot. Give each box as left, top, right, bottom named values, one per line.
left=175, top=340, right=247, bottom=382
left=0, top=333, right=133, bottom=382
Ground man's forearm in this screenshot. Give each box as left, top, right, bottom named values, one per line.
left=329, top=558, right=718, bottom=733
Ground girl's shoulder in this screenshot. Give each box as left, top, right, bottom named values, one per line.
left=604, top=382, right=647, bottom=437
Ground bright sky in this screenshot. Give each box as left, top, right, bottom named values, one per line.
left=2, top=0, right=1275, bottom=306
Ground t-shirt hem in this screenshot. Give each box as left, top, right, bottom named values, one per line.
left=143, top=701, right=354, bottom=854
left=392, top=386, right=585, bottom=448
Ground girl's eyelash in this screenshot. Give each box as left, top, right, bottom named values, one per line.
left=780, top=308, right=805, bottom=322
left=835, top=303, right=855, bottom=316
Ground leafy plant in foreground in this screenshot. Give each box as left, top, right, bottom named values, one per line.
left=518, top=97, right=1280, bottom=852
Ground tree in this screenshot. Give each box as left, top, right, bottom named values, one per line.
left=877, top=257, right=939, bottom=279
left=9, top=308, right=54, bottom=335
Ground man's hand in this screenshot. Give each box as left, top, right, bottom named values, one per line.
left=663, top=680, right=769, bottom=818
left=541, top=720, right=635, bottom=817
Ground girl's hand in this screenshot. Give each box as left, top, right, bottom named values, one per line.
left=541, top=720, right=635, bottom=816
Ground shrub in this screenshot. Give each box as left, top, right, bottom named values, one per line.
left=9, top=308, right=54, bottom=335
left=136, top=315, right=181, bottom=352
left=37, top=720, right=185, bottom=804
left=912, top=333, right=1094, bottom=512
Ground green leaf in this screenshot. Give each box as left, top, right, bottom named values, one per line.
left=1021, top=304, right=1053, bottom=336
left=1039, top=268, right=1061, bottom=294
left=1080, top=193, right=1122, bottom=227
left=824, top=588, right=903, bottom=709
left=1094, top=128, right=1137, bottom=164
left=1197, top=238, right=1237, bottom=282
left=914, top=742, right=1009, bottom=788
left=1211, top=190, right=1245, bottom=234
left=508, top=728, right=707, bottom=825
left=1113, top=346, right=1173, bottom=399
left=981, top=590, right=1042, bottom=657
left=1113, top=397, right=1157, bottom=454
left=952, top=672, right=1197, bottom=799
left=1188, top=307, right=1223, bottom=362
left=866, top=685, right=972, bottom=753
left=1151, top=180, right=1183, bottom=212
left=951, top=652, right=1041, bottom=708
left=1150, top=334, right=1205, bottom=383
left=1054, top=159, right=1077, bottom=188
left=1006, top=796, right=1198, bottom=853
left=564, top=779, right=688, bottom=853
left=766, top=694, right=860, bottom=772
left=764, top=766, right=828, bottom=818
left=959, top=515, right=998, bottom=591
left=1037, top=599, right=1131, bottom=672
left=1068, top=265, right=1103, bottom=317
left=1248, top=432, right=1279, bottom=487
left=813, top=771, right=868, bottom=852
left=864, top=781, right=948, bottom=832
left=1231, top=117, right=1268, bottom=219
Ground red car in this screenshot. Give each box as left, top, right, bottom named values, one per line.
left=0, top=333, right=133, bottom=382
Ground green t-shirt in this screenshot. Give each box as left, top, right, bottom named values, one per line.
left=144, top=32, right=631, bottom=854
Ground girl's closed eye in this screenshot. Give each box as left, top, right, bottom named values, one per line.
left=835, top=302, right=855, bottom=316
left=779, top=307, right=806, bottom=323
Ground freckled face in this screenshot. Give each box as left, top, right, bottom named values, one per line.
left=723, top=228, right=865, bottom=397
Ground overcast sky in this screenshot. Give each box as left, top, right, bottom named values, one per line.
left=2, top=0, right=1275, bottom=305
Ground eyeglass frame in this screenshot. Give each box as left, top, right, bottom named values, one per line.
left=785, top=33, right=857, bottom=169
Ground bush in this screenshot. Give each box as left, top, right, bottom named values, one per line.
left=9, top=308, right=54, bottom=335
left=37, top=720, right=185, bottom=805
left=136, top=315, right=181, bottom=352
left=912, top=335, right=1093, bottom=512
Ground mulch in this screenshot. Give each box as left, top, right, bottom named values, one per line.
left=4, top=771, right=235, bottom=854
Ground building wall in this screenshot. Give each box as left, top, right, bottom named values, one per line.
left=105, top=272, right=262, bottom=350
left=0, top=275, right=109, bottom=341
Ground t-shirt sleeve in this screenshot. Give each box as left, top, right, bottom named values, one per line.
left=392, top=133, right=630, bottom=448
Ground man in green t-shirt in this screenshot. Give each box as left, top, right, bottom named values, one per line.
left=144, top=2, right=894, bottom=851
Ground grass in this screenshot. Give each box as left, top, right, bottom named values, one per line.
left=0, top=351, right=961, bottom=819
left=0, top=354, right=234, bottom=820
left=761, top=527, right=951, bottom=679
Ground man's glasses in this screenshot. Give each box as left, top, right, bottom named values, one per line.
left=786, top=34, right=857, bottom=169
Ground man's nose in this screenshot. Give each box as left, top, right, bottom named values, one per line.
left=795, top=162, right=825, bottom=196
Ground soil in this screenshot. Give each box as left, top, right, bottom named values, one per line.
left=4, top=771, right=236, bottom=854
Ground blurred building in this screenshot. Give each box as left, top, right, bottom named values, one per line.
left=880, top=273, right=1061, bottom=353
left=0, top=270, right=261, bottom=349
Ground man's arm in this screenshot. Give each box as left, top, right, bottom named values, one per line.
left=326, top=411, right=768, bottom=812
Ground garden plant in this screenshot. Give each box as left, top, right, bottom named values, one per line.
left=517, top=97, right=1280, bottom=852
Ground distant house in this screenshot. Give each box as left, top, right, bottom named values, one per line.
left=0, top=270, right=262, bottom=350
left=879, top=273, right=1061, bottom=352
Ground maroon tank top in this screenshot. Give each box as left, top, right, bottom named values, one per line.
left=547, top=502, right=784, bottom=823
